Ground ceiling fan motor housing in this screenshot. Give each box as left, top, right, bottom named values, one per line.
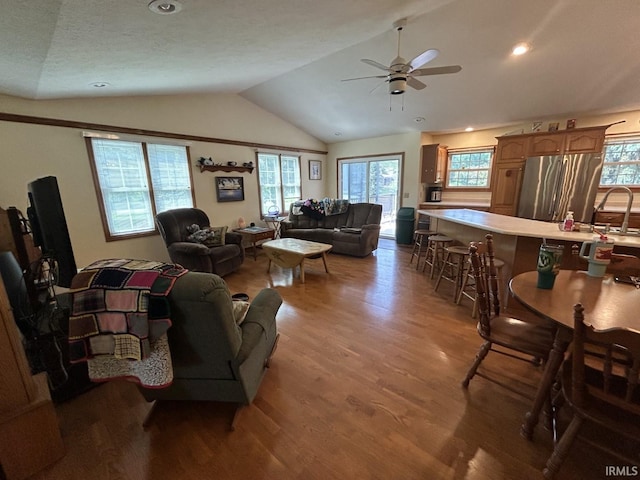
left=388, top=73, right=407, bottom=94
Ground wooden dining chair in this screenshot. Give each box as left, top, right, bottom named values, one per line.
left=461, top=234, right=557, bottom=391
left=543, top=303, right=640, bottom=479
left=607, top=253, right=640, bottom=276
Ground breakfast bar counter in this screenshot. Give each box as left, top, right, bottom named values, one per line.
left=418, top=209, right=640, bottom=293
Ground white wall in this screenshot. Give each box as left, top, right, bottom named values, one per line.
left=0, top=93, right=327, bottom=268
left=327, top=131, right=423, bottom=207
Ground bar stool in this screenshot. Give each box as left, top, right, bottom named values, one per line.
left=422, top=235, right=453, bottom=279
left=456, top=254, right=505, bottom=317
left=409, top=229, right=436, bottom=270
left=434, top=245, right=470, bottom=300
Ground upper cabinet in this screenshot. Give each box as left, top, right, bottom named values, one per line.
left=530, top=134, right=565, bottom=156
left=421, top=144, right=448, bottom=184
left=489, top=125, right=608, bottom=216
left=494, top=137, right=530, bottom=163
left=565, top=129, right=605, bottom=153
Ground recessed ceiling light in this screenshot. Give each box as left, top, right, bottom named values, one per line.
left=465, top=127, right=474, bottom=132
left=148, top=0, right=183, bottom=15
left=90, top=82, right=110, bottom=88
left=512, top=43, right=530, bottom=56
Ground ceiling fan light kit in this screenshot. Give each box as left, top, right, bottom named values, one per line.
left=389, top=74, right=407, bottom=95
left=342, top=17, right=461, bottom=98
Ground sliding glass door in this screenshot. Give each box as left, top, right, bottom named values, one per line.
left=338, top=155, right=402, bottom=238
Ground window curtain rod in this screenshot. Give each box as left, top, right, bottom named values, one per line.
left=0, top=112, right=328, bottom=155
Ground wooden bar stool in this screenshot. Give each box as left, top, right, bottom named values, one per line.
left=456, top=251, right=505, bottom=317
left=422, top=235, right=453, bottom=279
left=408, top=229, right=436, bottom=270
left=434, top=245, right=470, bottom=300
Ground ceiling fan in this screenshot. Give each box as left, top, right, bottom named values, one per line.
left=342, top=18, right=462, bottom=95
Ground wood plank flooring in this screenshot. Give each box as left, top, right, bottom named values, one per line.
left=28, top=239, right=617, bottom=480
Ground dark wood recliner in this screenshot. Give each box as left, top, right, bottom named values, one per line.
left=156, top=208, right=244, bottom=277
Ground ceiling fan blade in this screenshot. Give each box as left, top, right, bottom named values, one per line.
left=369, top=81, right=387, bottom=94
left=342, top=75, right=388, bottom=82
left=407, top=76, right=427, bottom=90
left=361, top=59, right=391, bottom=72
left=410, top=65, right=462, bottom=76
left=409, top=49, right=439, bottom=71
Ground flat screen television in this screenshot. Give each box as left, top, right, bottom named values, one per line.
left=27, top=176, right=77, bottom=288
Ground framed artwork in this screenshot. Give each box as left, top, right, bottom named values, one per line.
left=215, top=176, right=244, bottom=202
left=309, top=160, right=322, bottom=180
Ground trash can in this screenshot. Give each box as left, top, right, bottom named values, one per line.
left=396, top=207, right=416, bottom=245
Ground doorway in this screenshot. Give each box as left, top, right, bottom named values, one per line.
left=338, top=154, right=403, bottom=239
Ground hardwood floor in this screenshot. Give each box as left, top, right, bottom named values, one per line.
left=29, top=239, right=615, bottom=480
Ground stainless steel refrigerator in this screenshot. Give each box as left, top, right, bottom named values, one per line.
left=516, top=153, right=603, bottom=223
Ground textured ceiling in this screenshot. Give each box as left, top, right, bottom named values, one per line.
left=2, top=0, right=640, bottom=142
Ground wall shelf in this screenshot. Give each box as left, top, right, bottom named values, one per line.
left=198, top=165, right=254, bottom=174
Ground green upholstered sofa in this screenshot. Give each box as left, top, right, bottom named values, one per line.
left=280, top=202, right=382, bottom=257
left=137, top=271, right=281, bottom=428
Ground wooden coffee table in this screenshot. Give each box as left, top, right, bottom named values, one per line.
left=262, top=238, right=332, bottom=283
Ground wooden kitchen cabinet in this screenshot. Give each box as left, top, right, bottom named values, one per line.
left=594, top=211, right=624, bottom=225
left=530, top=134, right=564, bottom=155
left=420, top=144, right=447, bottom=184
left=594, top=211, right=640, bottom=229
left=565, top=129, right=605, bottom=153
left=490, top=161, right=525, bottom=216
left=490, top=125, right=608, bottom=216
left=494, top=137, right=530, bottom=163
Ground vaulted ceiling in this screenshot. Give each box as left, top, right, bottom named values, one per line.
left=2, top=0, right=640, bottom=142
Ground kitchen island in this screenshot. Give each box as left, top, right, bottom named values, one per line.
left=418, top=208, right=640, bottom=286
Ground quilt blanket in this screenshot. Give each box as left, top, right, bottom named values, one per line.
left=292, top=198, right=349, bottom=219
left=67, top=259, right=187, bottom=388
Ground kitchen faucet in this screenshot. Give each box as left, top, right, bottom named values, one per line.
left=594, top=186, right=634, bottom=233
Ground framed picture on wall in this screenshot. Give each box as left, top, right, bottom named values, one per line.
left=309, top=160, right=322, bottom=180
left=215, top=176, right=244, bottom=202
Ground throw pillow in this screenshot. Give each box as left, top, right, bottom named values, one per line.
left=231, top=300, right=250, bottom=325
left=203, top=226, right=227, bottom=247
left=186, top=225, right=227, bottom=247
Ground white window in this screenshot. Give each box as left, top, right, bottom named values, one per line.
left=87, top=138, right=194, bottom=240
left=257, top=153, right=301, bottom=216
left=446, top=148, right=494, bottom=188
left=600, top=137, right=640, bottom=187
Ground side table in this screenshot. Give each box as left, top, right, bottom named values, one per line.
left=263, top=216, right=287, bottom=238
left=233, top=227, right=275, bottom=260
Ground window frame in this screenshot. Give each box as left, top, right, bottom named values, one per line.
left=599, top=135, right=640, bottom=190
left=256, top=152, right=301, bottom=217
left=444, top=147, right=494, bottom=191
left=85, top=136, right=195, bottom=241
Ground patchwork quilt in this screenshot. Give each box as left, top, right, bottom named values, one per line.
left=67, top=259, right=187, bottom=388
left=292, top=198, right=350, bottom=219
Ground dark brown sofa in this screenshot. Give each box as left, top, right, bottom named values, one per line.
left=280, top=202, right=382, bottom=257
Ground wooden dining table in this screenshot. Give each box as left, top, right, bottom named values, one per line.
left=509, top=269, right=640, bottom=440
